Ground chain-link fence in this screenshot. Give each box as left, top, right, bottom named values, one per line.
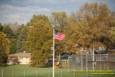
left=61, top=54, right=115, bottom=70
left=0, top=54, right=115, bottom=77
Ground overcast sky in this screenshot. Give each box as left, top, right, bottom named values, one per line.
left=0, top=0, right=115, bottom=24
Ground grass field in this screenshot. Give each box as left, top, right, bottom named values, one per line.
left=0, top=65, right=115, bottom=77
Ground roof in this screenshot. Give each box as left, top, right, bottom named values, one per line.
left=9, top=51, right=31, bottom=58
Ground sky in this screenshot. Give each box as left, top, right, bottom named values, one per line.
left=0, top=0, right=115, bottom=24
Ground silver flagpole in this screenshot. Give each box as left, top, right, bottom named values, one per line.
left=52, top=25, right=55, bottom=77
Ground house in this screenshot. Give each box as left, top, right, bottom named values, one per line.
left=8, top=51, right=31, bottom=65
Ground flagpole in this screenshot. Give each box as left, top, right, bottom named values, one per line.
left=52, top=25, right=55, bottom=77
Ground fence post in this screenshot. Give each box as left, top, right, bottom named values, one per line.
left=99, top=54, right=101, bottom=70
left=86, top=52, right=88, bottom=70
left=1, top=69, right=3, bottom=77
left=107, top=54, right=109, bottom=70
left=92, top=48, right=95, bottom=71
left=80, top=49, right=83, bottom=70
left=35, top=70, right=38, bottom=77
left=12, top=69, right=14, bottom=77
left=59, top=69, right=62, bottom=77
left=24, top=70, right=25, bottom=77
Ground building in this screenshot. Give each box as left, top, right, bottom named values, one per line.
left=8, top=51, right=31, bottom=65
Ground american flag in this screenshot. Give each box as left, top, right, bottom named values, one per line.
left=55, top=32, right=65, bottom=41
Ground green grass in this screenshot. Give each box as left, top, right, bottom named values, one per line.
left=0, top=65, right=115, bottom=77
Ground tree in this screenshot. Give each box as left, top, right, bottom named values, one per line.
left=0, top=32, right=10, bottom=65
left=0, top=23, right=3, bottom=32
left=2, top=25, right=14, bottom=38
left=58, top=3, right=114, bottom=55
left=75, top=3, right=112, bottom=50
left=25, top=15, right=52, bottom=66
left=16, top=25, right=28, bottom=52
left=52, top=12, right=67, bottom=31
left=2, top=24, right=18, bottom=53
left=63, top=16, right=80, bottom=53
left=51, top=12, right=67, bottom=61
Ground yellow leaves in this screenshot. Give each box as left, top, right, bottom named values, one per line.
left=0, top=32, right=10, bottom=54
left=24, top=15, right=53, bottom=66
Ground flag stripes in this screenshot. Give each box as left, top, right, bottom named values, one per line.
left=55, top=32, right=65, bottom=41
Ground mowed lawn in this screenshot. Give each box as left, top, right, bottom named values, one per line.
left=0, top=65, right=115, bottom=77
